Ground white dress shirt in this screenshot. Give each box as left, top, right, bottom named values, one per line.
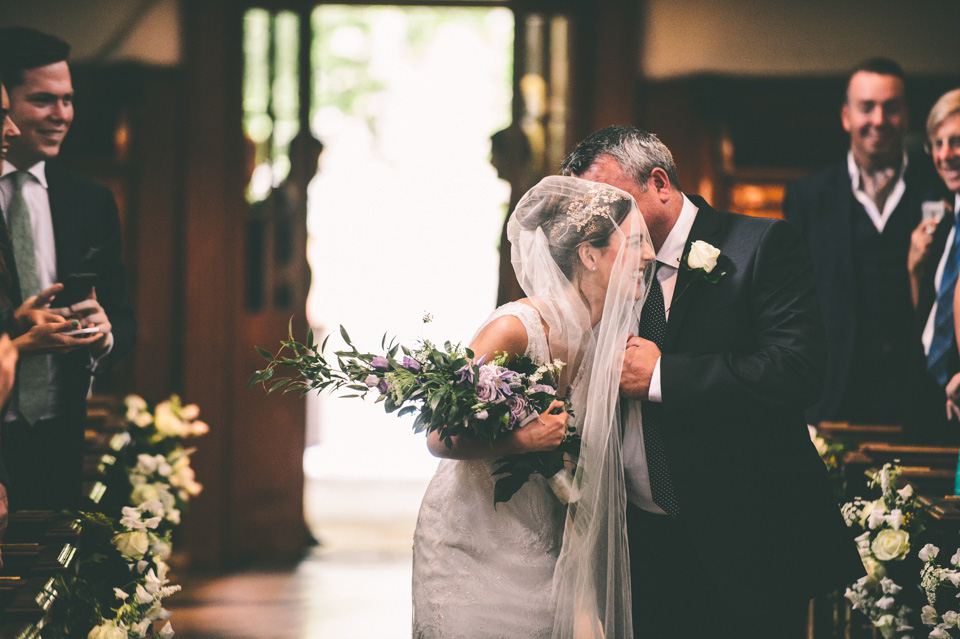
left=622, top=194, right=699, bottom=512
left=847, top=150, right=908, bottom=233
left=922, top=193, right=960, bottom=355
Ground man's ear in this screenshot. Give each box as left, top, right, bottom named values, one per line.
left=649, top=167, right=673, bottom=203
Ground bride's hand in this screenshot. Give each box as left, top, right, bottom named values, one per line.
left=513, top=399, right=569, bottom=452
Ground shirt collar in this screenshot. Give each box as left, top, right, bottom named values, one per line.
left=846, top=149, right=908, bottom=190
left=2, top=159, right=48, bottom=188
left=656, top=194, right=699, bottom=270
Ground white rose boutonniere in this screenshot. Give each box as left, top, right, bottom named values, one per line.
left=682, top=240, right=725, bottom=284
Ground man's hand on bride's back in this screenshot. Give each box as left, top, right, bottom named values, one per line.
left=621, top=335, right=659, bottom=400
left=514, top=399, right=569, bottom=452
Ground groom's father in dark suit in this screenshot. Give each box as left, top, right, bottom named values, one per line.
left=782, top=58, right=945, bottom=435
left=563, top=125, right=864, bottom=639
left=0, top=28, right=136, bottom=510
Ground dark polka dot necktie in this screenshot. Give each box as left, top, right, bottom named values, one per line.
left=637, top=267, right=679, bottom=516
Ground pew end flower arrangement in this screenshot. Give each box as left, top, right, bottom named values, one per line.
left=48, top=395, right=207, bottom=639
left=841, top=463, right=928, bottom=638
left=250, top=322, right=579, bottom=504
left=919, top=543, right=960, bottom=638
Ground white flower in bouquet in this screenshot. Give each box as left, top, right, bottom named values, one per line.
left=886, top=508, right=904, bottom=530
left=155, top=401, right=187, bottom=438
left=943, top=610, right=959, bottom=626
left=169, top=455, right=203, bottom=498
left=131, top=618, right=150, bottom=638
left=114, top=530, right=151, bottom=560
left=125, top=395, right=148, bottom=417
left=879, top=577, right=902, bottom=595
left=188, top=419, right=209, bottom=436
left=180, top=403, right=200, bottom=421
left=919, top=544, right=940, bottom=562
left=151, top=538, right=172, bottom=561
left=897, top=484, right=913, bottom=500
left=135, top=583, right=153, bottom=605
left=868, top=501, right=889, bottom=530
left=87, top=619, right=127, bottom=639
left=951, top=549, right=960, bottom=566
left=876, top=596, right=896, bottom=610
left=930, top=626, right=951, bottom=639
left=113, top=587, right=128, bottom=601
left=923, top=605, right=940, bottom=625
left=110, top=432, right=132, bottom=449
left=130, top=482, right=162, bottom=508
left=872, top=529, right=911, bottom=561
left=159, top=621, right=175, bottom=639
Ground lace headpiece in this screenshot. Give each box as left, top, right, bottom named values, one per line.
left=548, top=183, right=632, bottom=244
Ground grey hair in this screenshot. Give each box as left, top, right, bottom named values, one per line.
left=560, top=125, right=681, bottom=192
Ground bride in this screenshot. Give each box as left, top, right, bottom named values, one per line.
left=412, top=175, right=655, bottom=639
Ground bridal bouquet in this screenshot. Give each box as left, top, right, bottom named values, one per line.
left=250, top=323, right=579, bottom=504
left=841, top=463, right=928, bottom=638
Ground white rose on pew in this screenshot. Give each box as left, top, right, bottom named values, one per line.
left=115, top=530, right=151, bottom=560
left=872, top=529, right=911, bottom=561
left=88, top=619, right=127, bottom=639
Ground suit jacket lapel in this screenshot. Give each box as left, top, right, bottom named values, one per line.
left=833, top=166, right=858, bottom=300
left=45, top=163, right=80, bottom=275
left=663, top=196, right=722, bottom=352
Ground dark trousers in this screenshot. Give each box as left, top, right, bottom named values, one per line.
left=626, top=503, right=808, bottom=639
left=1, top=414, right=84, bottom=511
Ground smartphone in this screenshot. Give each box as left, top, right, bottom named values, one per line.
left=56, top=272, right=97, bottom=307
left=62, top=326, right=101, bottom=337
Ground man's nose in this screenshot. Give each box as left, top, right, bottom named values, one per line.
left=49, top=101, right=69, bottom=120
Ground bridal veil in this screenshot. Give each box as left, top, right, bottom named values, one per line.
left=508, top=175, right=655, bottom=639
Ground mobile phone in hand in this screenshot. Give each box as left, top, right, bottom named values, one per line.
left=56, top=273, right=96, bottom=307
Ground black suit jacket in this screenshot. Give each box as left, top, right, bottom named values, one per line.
left=655, top=196, right=864, bottom=612
left=2, top=162, right=136, bottom=420
left=782, top=155, right=942, bottom=424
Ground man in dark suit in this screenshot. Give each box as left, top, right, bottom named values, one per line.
left=782, top=58, right=945, bottom=435
left=0, top=28, right=136, bottom=510
left=563, top=125, right=863, bottom=639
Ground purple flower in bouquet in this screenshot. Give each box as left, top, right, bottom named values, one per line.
left=455, top=362, right=474, bottom=384
left=371, top=356, right=390, bottom=371
left=476, top=364, right=516, bottom=402
left=402, top=356, right=422, bottom=372
left=505, top=394, right=534, bottom=430
left=529, top=384, right=556, bottom=395
left=377, top=378, right=390, bottom=394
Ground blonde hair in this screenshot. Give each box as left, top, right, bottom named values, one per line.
left=926, top=88, right=960, bottom=140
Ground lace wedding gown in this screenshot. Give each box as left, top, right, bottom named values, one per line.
left=412, top=302, right=567, bottom=639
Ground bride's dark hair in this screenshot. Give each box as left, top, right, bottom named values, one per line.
left=519, top=191, right=633, bottom=280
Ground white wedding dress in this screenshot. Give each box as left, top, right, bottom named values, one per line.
left=412, top=302, right=567, bottom=639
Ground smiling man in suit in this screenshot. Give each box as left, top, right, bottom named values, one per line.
left=563, top=125, right=863, bottom=639
left=0, top=27, right=136, bottom=510
left=782, top=58, right=946, bottom=438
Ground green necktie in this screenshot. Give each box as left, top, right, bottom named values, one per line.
left=8, top=170, right=49, bottom=424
